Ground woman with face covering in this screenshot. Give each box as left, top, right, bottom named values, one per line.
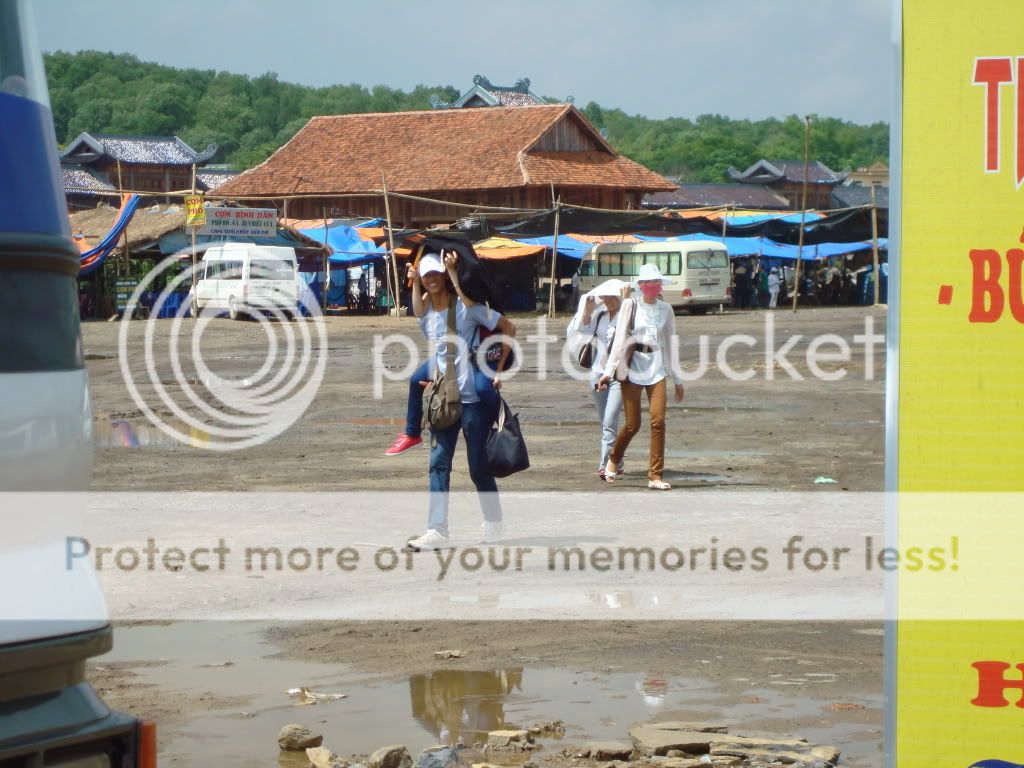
left=566, top=279, right=628, bottom=478
left=597, top=264, right=684, bottom=490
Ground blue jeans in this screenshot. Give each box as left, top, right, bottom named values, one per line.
left=590, top=372, right=624, bottom=470
left=427, top=401, right=502, bottom=536
left=405, top=360, right=499, bottom=438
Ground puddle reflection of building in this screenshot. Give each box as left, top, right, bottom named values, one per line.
left=409, top=669, right=524, bottom=746
left=636, top=675, right=668, bottom=707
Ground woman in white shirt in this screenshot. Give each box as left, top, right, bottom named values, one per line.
left=567, top=279, right=627, bottom=479
left=597, top=264, right=685, bottom=490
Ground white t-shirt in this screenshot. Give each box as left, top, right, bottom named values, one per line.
left=603, top=298, right=682, bottom=387
left=419, top=299, right=501, bottom=404
left=768, top=273, right=780, bottom=291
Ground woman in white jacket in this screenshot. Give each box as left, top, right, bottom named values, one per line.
left=597, top=264, right=685, bottom=490
left=567, top=279, right=628, bottom=479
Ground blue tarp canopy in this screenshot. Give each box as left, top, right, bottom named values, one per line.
left=297, top=222, right=387, bottom=266
left=720, top=211, right=824, bottom=227
left=515, top=234, right=593, bottom=260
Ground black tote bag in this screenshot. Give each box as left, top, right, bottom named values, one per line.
left=485, top=396, right=530, bottom=478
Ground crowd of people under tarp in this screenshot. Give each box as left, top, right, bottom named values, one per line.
left=730, top=258, right=887, bottom=309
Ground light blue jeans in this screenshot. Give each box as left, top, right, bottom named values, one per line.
left=590, top=372, right=624, bottom=471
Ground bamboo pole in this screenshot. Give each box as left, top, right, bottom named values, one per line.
left=190, top=163, right=197, bottom=303
left=792, top=116, right=812, bottom=312
left=381, top=173, right=402, bottom=317
left=323, top=207, right=330, bottom=310
left=870, top=184, right=881, bottom=305
left=547, top=184, right=560, bottom=319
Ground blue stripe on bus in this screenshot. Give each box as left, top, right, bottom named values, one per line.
left=0, top=92, right=70, bottom=237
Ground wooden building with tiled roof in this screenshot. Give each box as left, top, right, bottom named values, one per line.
left=215, top=104, right=675, bottom=225
left=60, top=133, right=218, bottom=199
left=643, top=183, right=790, bottom=211
left=431, top=74, right=548, bottom=109
left=728, top=159, right=849, bottom=210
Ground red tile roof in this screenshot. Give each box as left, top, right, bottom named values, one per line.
left=217, top=105, right=673, bottom=198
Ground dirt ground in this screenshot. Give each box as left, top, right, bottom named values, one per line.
left=82, top=306, right=887, bottom=764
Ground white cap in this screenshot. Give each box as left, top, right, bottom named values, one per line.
left=418, top=253, right=444, bottom=277
left=636, top=263, right=672, bottom=284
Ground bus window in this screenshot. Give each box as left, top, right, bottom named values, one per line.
left=687, top=251, right=729, bottom=269
left=579, top=260, right=596, bottom=277
left=668, top=252, right=681, bottom=274
left=598, top=253, right=619, bottom=276
left=643, top=253, right=670, bottom=273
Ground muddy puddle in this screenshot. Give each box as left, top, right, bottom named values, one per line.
left=98, top=622, right=881, bottom=768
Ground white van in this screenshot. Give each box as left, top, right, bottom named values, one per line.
left=191, top=243, right=299, bottom=320
left=578, top=240, right=731, bottom=314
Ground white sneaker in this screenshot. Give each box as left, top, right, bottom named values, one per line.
left=482, top=521, right=503, bottom=544
left=406, top=529, right=450, bottom=551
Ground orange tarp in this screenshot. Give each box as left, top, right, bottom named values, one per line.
left=472, top=237, right=545, bottom=260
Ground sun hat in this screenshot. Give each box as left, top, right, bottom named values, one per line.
left=418, top=253, right=444, bottom=277
left=636, top=263, right=672, bottom=284
left=589, top=278, right=626, bottom=298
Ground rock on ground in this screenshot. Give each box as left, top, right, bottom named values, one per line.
left=277, top=724, right=323, bottom=751
left=306, top=746, right=348, bottom=768
left=370, top=745, right=414, bottom=768
left=628, top=722, right=729, bottom=757
left=583, top=741, right=633, bottom=761
left=487, top=730, right=531, bottom=749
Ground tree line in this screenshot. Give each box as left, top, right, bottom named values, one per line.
left=46, top=51, right=889, bottom=182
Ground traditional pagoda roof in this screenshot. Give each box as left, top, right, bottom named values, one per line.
left=831, top=183, right=889, bottom=209
left=61, top=164, right=115, bottom=196
left=728, top=159, right=849, bottom=186
left=643, top=183, right=790, bottom=210
left=216, top=104, right=673, bottom=198
left=432, top=74, right=548, bottom=109
left=197, top=168, right=241, bottom=192
left=60, top=133, right=218, bottom=167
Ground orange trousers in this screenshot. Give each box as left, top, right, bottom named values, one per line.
left=609, top=378, right=666, bottom=481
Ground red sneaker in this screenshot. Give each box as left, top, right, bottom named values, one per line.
left=385, top=433, right=423, bottom=456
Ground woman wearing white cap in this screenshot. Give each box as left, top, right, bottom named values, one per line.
left=597, top=263, right=684, bottom=490
left=566, top=279, right=628, bottom=479
left=405, top=252, right=517, bottom=550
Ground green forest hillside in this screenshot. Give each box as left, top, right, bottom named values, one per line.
left=45, top=51, right=889, bottom=182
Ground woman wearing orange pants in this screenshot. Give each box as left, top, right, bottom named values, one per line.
left=597, top=263, right=684, bottom=490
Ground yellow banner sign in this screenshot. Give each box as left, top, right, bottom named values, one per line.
left=897, top=0, right=1024, bottom=765
left=185, top=194, right=205, bottom=227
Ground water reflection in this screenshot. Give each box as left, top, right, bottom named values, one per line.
left=409, top=669, right=523, bottom=746
left=93, top=418, right=209, bottom=448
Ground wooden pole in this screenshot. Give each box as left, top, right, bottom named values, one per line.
left=381, top=173, right=402, bottom=317
left=116, top=159, right=126, bottom=277
left=323, top=207, right=331, bottom=310
left=547, top=185, right=560, bottom=319
left=792, top=116, right=812, bottom=312
left=190, top=163, right=197, bottom=301
left=870, top=184, right=881, bottom=305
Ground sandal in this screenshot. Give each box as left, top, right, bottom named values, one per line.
left=603, top=463, right=618, bottom=483
left=648, top=479, right=672, bottom=491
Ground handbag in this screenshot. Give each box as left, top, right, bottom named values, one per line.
left=423, top=301, right=462, bottom=431
left=613, top=300, right=638, bottom=383
left=485, top=396, right=530, bottom=478
left=576, top=310, right=605, bottom=369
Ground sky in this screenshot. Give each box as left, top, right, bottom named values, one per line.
left=32, top=0, right=893, bottom=124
